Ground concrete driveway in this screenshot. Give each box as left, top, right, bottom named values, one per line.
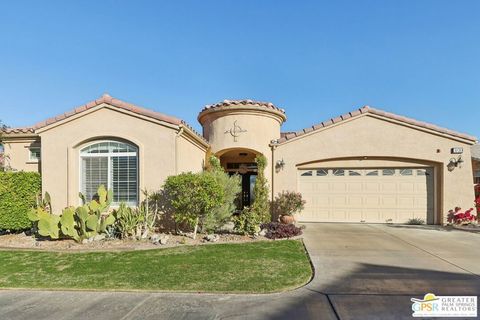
left=302, top=223, right=480, bottom=319
left=1, top=223, right=479, bottom=320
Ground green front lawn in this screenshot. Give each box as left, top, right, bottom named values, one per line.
left=0, top=240, right=312, bottom=293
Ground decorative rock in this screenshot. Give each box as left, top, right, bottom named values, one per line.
left=150, top=234, right=160, bottom=244
left=258, top=229, right=267, bottom=237
left=93, top=234, right=106, bottom=241
left=141, top=230, right=149, bottom=239
left=159, top=236, right=169, bottom=245
left=204, top=234, right=220, bottom=242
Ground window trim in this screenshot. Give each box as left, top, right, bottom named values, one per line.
left=29, top=147, right=41, bottom=162
left=79, top=140, right=138, bottom=206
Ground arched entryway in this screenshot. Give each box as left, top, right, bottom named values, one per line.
left=216, top=148, right=262, bottom=208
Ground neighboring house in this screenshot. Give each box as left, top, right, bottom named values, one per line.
left=472, top=144, right=480, bottom=185
left=1, top=94, right=477, bottom=225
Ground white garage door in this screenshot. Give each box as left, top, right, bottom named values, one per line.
left=298, top=168, right=434, bottom=224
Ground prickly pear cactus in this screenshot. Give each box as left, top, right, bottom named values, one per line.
left=31, top=185, right=117, bottom=243
left=60, top=207, right=79, bottom=241
left=37, top=212, right=60, bottom=239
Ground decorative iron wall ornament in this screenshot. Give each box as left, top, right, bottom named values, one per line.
left=225, top=120, right=247, bottom=142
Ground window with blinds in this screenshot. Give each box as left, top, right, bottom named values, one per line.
left=80, top=140, right=138, bottom=205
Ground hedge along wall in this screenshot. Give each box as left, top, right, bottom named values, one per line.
left=0, top=172, right=41, bottom=231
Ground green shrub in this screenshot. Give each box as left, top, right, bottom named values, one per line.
left=163, top=172, right=225, bottom=238
left=406, top=218, right=426, bottom=225
left=271, top=191, right=306, bottom=221
left=203, top=156, right=241, bottom=232
left=233, top=155, right=271, bottom=235
left=0, top=171, right=41, bottom=231
left=251, top=155, right=270, bottom=223
left=234, top=206, right=262, bottom=235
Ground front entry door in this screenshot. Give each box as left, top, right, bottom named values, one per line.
left=241, top=173, right=257, bottom=208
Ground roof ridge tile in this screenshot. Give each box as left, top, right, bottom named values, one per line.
left=276, top=105, right=477, bottom=143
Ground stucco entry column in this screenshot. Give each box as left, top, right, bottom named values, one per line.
left=198, top=100, right=287, bottom=197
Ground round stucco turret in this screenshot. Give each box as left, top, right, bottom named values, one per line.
left=198, top=99, right=286, bottom=156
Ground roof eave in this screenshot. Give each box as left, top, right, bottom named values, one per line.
left=275, top=106, right=477, bottom=145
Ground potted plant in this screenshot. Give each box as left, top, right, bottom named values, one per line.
left=271, top=191, right=306, bottom=224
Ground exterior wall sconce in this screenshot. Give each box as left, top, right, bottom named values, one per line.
left=447, top=155, right=464, bottom=172
left=275, top=159, right=285, bottom=172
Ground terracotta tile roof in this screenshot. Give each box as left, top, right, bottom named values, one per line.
left=1, top=127, right=35, bottom=134
left=32, top=94, right=182, bottom=130
left=180, top=120, right=209, bottom=144
left=275, top=105, right=477, bottom=144
left=280, top=131, right=295, bottom=138
left=2, top=95, right=207, bottom=144
left=201, top=99, right=286, bottom=114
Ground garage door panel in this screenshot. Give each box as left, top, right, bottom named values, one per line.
left=398, top=197, right=415, bottom=208
left=348, top=210, right=362, bottom=221
left=332, top=183, right=347, bottom=192
left=364, top=196, right=381, bottom=206
left=314, top=183, right=330, bottom=192
left=348, top=183, right=363, bottom=192
left=381, top=182, right=397, bottom=192
left=315, top=196, right=330, bottom=206
left=298, top=166, right=434, bottom=224
left=363, top=210, right=381, bottom=222
left=332, top=196, right=348, bottom=206
left=381, top=196, right=397, bottom=207
left=332, top=210, right=348, bottom=220
left=364, top=183, right=380, bottom=192
left=380, top=209, right=397, bottom=223
left=415, top=197, right=428, bottom=208
left=349, top=196, right=363, bottom=206
left=399, top=183, right=415, bottom=192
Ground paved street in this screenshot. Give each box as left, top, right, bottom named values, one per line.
left=1, top=223, right=479, bottom=320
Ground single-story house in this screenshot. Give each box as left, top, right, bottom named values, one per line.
left=472, top=144, right=480, bottom=185
left=1, top=94, right=477, bottom=225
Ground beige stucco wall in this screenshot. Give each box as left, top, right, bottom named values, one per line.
left=38, top=104, right=206, bottom=212
left=1, top=136, right=41, bottom=172
left=176, top=133, right=207, bottom=173
left=273, top=114, right=476, bottom=224
left=199, top=106, right=285, bottom=185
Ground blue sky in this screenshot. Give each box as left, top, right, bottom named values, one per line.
left=0, top=0, right=479, bottom=137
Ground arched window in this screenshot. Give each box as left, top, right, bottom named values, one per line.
left=80, top=140, right=138, bottom=205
